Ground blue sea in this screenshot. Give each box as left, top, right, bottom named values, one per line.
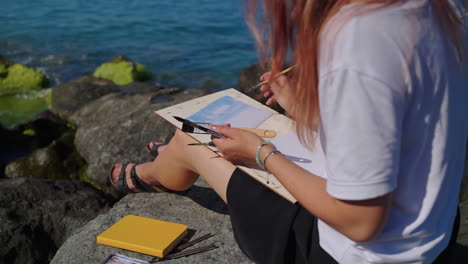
left=1, top=0, right=257, bottom=90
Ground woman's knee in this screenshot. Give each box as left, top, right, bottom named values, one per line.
left=171, top=129, right=195, bottom=146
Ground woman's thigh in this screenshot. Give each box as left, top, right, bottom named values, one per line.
left=227, top=168, right=337, bottom=264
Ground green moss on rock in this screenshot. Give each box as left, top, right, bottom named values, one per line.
left=0, top=89, right=52, bottom=128
left=78, top=165, right=102, bottom=190
left=0, top=57, right=50, bottom=96
left=92, top=56, right=152, bottom=85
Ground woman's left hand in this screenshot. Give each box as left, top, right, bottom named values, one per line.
left=210, top=125, right=264, bottom=167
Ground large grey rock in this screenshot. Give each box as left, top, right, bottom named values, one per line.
left=51, top=192, right=251, bottom=264
left=71, top=88, right=210, bottom=193
left=0, top=178, right=115, bottom=264
left=51, top=75, right=120, bottom=120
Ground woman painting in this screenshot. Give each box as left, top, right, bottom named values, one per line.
left=109, top=0, right=467, bottom=263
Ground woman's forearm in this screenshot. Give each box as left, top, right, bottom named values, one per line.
left=260, top=145, right=391, bottom=242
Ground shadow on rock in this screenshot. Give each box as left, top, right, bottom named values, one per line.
left=179, top=185, right=228, bottom=215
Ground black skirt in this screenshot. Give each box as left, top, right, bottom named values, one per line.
left=226, top=168, right=337, bottom=264
left=226, top=168, right=460, bottom=264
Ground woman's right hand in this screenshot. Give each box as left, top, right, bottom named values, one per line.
left=259, top=71, right=294, bottom=113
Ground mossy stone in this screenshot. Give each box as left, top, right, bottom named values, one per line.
left=92, top=57, right=152, bottom=85
left=0, top=60, right=50, bottom=96
left=0, top=89, right=52, bottom=128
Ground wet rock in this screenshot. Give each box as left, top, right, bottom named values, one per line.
left=5, top=132, right=87, bottom=181
left=0, top=88, right=52, bottom=128
left=51, top=192, right=250, bottom=264
left=0, top=56, right=49, bottom=96
left=235, top=63, right=264, bottom=96
left=0, top=178, right=115, bottom=264
left=120, top=81, right=165, bottom=94
left=51, top=75, right=120, bottom=120
left=93, top=56, right=152, bottom=86
left=0, top=111, right=69, bottom=178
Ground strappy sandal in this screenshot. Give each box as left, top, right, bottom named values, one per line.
left=109, top=163, right=169, bottom=193
left=145, top=142, right=167, bottom=159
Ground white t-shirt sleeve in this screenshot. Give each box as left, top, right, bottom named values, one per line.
left=318, top=10, right=410, bottom=201
left=320, top=69, right=405, bottom=201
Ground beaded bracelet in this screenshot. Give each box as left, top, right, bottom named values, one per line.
left=255, top=141, right=276, bottom=170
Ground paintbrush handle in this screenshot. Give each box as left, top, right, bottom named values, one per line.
left=260, top=65, right=297, bottom=85
left=240, top=128, right=276, bottom=138
left=247, top=65, right=297, bottom=92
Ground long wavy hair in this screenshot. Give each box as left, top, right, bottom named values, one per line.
left=244, top=0, right=466, bottom=147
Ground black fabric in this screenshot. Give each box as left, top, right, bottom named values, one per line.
left=227, top=168, right=337, bottom=264
left=226, top=168, right=460, bottom=264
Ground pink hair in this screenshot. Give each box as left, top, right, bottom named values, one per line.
left=245, top=0, right=466, bottom=147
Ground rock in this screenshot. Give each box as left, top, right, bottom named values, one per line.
left=71, top=88, right=210, bottom=193
left=0, top=88, right=52, bottom=128
left=120, top=81, right=165, bottom=94
left=0, top=56, right=50, bottom=96
left=0, top=111, right=69, bottom=178
left=50, top=192, right=250, bottom=264
left=0, top=178, right=115, bottom=264
left=451, top=200, right=468, bottom=263
left=93, top=56, right=152, bottom=86
left=460, top=143, right=468, bottom=203
left=5, top=132, right=87, bottom=181
left=235, top=63, right=264, bottom=96
left=51, top=75, right=120, bottom=120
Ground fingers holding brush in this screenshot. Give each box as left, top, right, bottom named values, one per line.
left=260, top=74, right=293, bottom=112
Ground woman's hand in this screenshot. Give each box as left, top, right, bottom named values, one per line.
left=259, top=71, right=294, bottom=113
left=210, top=125, right=264, bottom=167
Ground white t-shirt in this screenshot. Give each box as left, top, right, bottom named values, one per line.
left=317, top=1, right=468, bottom=263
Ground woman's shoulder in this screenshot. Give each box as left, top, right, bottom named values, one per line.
left=320, top=1, right=433, bottom=82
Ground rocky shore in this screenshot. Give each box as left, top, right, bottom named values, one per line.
left=1, top=56, right=467, bottom=264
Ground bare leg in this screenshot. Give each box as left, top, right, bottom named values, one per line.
left=111, top=129, right=236, bottom=203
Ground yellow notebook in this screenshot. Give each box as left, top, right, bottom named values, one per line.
left=96, top=215, right=189, bottom=258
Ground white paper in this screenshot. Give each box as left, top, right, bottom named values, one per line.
left=271, top=131, right=327, bottom=179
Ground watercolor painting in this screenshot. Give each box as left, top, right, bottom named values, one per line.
left=188, top=96, right=272, bottom=128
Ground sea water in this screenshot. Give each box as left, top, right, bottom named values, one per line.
left=1, top=0, right=257, bottom=89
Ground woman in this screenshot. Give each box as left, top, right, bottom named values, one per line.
left=109, top=0, right=467, bottom=263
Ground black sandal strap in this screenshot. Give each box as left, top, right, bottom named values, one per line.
left=148, top=143, right=167, bottom=159
left=130, top=165, right=158, bottom=192
left=117, top=163, right=131, bottom=192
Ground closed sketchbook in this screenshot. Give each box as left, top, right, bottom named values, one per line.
left=96, top=215, right=188, bottom=258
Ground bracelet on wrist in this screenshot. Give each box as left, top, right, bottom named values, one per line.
left=255, top=141, right=276, bottom=170
left=262, top=150, right=282, bottom=172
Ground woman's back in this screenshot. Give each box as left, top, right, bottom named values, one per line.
left=317, top=1, right=468, bottom=262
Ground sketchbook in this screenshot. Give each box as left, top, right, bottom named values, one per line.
left=97, top=215, right=188, bottom=258
left=155, top=88, right=326, bottom=203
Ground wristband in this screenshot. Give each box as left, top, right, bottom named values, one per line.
left=255, top=141, right=276, bottom=170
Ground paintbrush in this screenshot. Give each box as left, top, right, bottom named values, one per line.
left=246, top=65, right=297, bottom=93
left=176, top=118, right=276, bottom=138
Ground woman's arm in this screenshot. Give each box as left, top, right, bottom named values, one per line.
left=212, top=126, right=392, bottom=243
left=260, top=142, right=392, bottom=243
